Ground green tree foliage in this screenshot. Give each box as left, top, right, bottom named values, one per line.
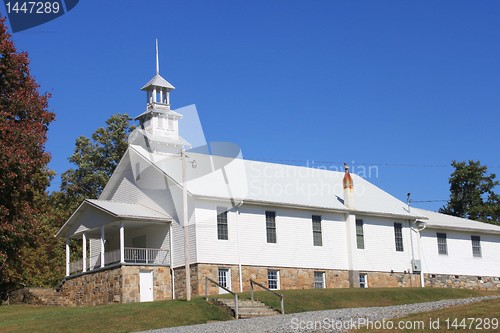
left=0, top=18, right=55, bottom=290
left=440, top=160, right=500, bottom=225
left=10, top=198, right=66, bottom=288
left=25, top=114, right=135, bottom=287
left=59, top=113, right=135, bottom=210
left=16, top=114, right=136, bottom=289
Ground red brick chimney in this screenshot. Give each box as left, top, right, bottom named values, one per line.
left=343, top=162, right=353, bottom=208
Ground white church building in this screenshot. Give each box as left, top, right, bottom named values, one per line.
left=56, top=46, right=500, bottom=305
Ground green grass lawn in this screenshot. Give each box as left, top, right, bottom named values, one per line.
left=1, top=288, right=498, bottom=333
left=353, top=298, right=500, bottom=332
left=0, top=297, right=232, bottom=333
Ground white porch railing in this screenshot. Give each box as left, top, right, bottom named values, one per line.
left=105, top=249, right=121, bottom=265
left=124, top=247, right=169, bottom=265
left=69, top=259, right=83, bottom=275
left=68, top=247, right=169, bottom=275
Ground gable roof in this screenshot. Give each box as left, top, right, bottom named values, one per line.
left=84, top=199, right=171, bottom=220
left=124, top=144, right=426, bottom=220
left=56, top=199, right=171, bottom=238
left=141, top=74, right=175, bottom=90
left=412, top=207, right=500, bottom=235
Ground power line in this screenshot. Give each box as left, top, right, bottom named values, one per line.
left=246, top=157, right=500, bottom=169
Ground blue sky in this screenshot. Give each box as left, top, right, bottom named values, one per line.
left=2, top=1, right=499, bottom=211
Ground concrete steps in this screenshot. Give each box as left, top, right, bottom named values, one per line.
left=214, top=298, right=280, bottom=319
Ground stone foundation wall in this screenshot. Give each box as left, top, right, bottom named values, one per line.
left=61, top=265, right=172, bottom=306
left=240, top=266, right=350, bottom=291
left=174, top=264, right=199, bottom=299
left=364, top=271, right=421, bottom=288
left=174, top=264, right=422, bottom=298
left=178, top=264, right=352, bottom=297
left=9, top=288, right=71, bottom=306
left=122, top=266, right=172, bottom=302
left=16, top=266, right=497, bottom=306
left=424, top=273, right=500, bottom=290
left=61, top=266, right=123, bottom=306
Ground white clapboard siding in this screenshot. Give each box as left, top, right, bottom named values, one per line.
left=420, top=229, right=500, bottom=277
left=122, top=224, right=170, bottom=250
left=99, top=149, right=199, bottom=268
left=107, top=163, right=170, bottom=215
left=195, top=200, right=349, bottom=270
left=170, top=206, right=197, bottom=268
left=352, top=216, right=414, bottom=273
left=73, top=208, right=112, bottom=235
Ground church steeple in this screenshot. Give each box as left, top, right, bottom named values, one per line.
left=133, top=40, right=189, bottom=153
left=141, top=39, right=175, bottom=106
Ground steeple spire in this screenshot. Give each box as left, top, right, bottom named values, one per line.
left=131, top=39, right=190, bottom=154
left=156, top=38, right=159, bottom=75
left=140, top=40, right=175, bottom=106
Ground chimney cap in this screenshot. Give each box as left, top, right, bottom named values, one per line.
left=343, top=162, right=353, bottom=189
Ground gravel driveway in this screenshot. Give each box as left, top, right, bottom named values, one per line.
left=136, top=296, right=499, bottom=333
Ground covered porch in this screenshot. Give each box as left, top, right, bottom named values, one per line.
left=56, top=200, right=173, bottom=276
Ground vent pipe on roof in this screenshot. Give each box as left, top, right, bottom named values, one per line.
left=407, top=192, right=411, bottom=213
left=343, top=162, right=354, bottom=208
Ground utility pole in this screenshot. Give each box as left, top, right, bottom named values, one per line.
left=182, top=149, right=191, bottom=301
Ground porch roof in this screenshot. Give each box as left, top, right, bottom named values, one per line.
left=56, top=199, right=172, bottom=238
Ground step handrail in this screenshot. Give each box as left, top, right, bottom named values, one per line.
left=249, top=279, right=285, bottom=314
left=205, top=276, right=239, bottom=319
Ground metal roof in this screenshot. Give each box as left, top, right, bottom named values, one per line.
left=141, top=74, right=175, bottom=90
left=134, top=108, right=183, bottom=120
left=85, top=199, right=171, bottom=220
left=55, top=199, right=171, bottom=238
left=128, top=145, right=425, bottom=219
left=412, top=207, right=500, bottom=235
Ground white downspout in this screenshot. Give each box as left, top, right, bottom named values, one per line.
left=408, top=220, right=415, bottom=287
left=417, top=230, right=425, bottom=288
left=169, top=223, right=175, bottom=299
left=236, top=208, right=243, bottom=292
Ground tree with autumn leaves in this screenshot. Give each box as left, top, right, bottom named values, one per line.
left=0, top=17, right=55, bottom=290
left=0, top=18, right=134, bottom=292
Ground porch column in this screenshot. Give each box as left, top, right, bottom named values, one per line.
left=65, top=238, right=70, bottom=276
left=82, top=233, right=87, bottom=273
left=100, top=225, right=105, bottom=268
left=120, top=221, right=125, bottom=263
